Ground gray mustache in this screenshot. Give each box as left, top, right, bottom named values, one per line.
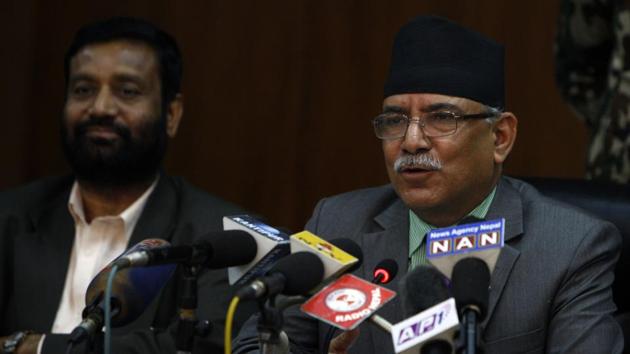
left=394, top=154, right=442, bottom=172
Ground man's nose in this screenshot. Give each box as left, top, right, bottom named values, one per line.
left=89, top=88, right=117, bottom=116
left=401, top=117, right=432, bottom=154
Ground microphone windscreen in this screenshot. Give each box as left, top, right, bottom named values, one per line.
left=452, top=257, right=490, bottom=319
left=402, top=265, right=451, bottom=316
left=270, top=251, right=324, bottom=295
left=204, top=230, right=257, bottom=268
left=86, top=244, right=176, bottom=327
left=373, top=259, right=398, bottom=284
left=329, top=238, right=363, bottom=272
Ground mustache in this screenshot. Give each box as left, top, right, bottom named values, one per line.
left=394, top=153, right=442, bottom=172
left=74, top=116, right=131, bottom=140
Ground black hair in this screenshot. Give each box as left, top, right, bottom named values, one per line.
left=64, top=17, right=183, bottom=105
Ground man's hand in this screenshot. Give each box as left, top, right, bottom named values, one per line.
left=0, top=334, right=42, bottom=354
left=328, top=328, right=360, bottom=354
left=16, top=334, right=41, bottom=354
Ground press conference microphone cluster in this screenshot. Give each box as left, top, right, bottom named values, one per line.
left=70, top=216, right=279, bottom=346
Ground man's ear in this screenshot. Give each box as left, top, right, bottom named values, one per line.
left=493, top=112, right=517, bottom=164
left=166, top=93, right=184, bottom=138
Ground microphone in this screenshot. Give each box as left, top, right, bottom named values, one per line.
left=401, top=265, right=450, bottom=317
left=364, top=259, right=399, bottom=333
left=394, top=265, right=456, bottom=354
left=236, top=251, right=325, bottom=301
left=424, top=218, right=503, bottom=354
left=290, top=232, right=361, bottom=282
left=223, top=215, right=291, bottom=286
left=70, top=239, right=176, bottom=344
left=452, top=258, right=490, bottom=354
left=372, top=259, right=398, bottom=285
left=113, top=230, right=257, bottom=269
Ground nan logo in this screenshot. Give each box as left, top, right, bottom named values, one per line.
left=427, top=219, right=504, bottom=258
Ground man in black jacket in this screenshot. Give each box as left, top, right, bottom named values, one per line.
left=0, top=17, right=251, bottom=353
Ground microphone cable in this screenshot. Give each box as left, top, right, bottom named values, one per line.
left=104, top=264, right=120, bottom=354
left=224, top=296, right=241, bottom=354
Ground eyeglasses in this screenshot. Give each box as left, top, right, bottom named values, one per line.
left=372, top=111, right=497, bottom=140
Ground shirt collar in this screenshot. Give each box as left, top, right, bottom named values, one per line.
left=67, top=177, right=159, bottom=229
left=408, top=186, right=497, bottom=258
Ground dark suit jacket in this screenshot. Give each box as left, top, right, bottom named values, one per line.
left=234, top=177, right=623, bottom=353
left=0, top=174, right=255, bottom=353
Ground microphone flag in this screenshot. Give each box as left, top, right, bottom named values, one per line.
left=300, top=274, right=396, bottom=330
left=290, top=231, right=359, bottom=280
left=426, top=218, right=505, bottom=278
left=390, top=298, right=460, bottom=354
left=223, top=215, right=290, bottom=285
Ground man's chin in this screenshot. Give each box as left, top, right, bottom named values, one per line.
left=73, top=166, right=158, bottom=188
left=396, top=186, right=440, bottom=210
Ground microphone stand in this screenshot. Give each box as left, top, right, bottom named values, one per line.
left=67, top=294, right=116, bottom=354
left=174, top=265, right=211, bottom=354
left=257, top=295, right=304, bottom=354
left=460, top=308, right=482, bottom=354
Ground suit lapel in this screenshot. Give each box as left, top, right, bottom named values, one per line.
left=482, top=178, right=524, bottom=327
left=128, top=175, right=179, bottom=246
left=359, top=198, right=409, bottom=354
left=27, top=183, right=75, bottom=329
left=124, top=175, right=182, bottom=327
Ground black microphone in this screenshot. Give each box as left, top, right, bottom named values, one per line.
left=402, top=265, right=451, bottom=316
left=424, top=218, right=503, bottom=353
left=113, top=230, right=257, bottom=268
left=452, top=257, right=490, bottom=354
left=69, top=239, right=176, bottom=344
left=372, top=259, right=398, bottom=285
left=399, top=265, right=456, bottom=354
left=236, top=252, right=325, bottom=301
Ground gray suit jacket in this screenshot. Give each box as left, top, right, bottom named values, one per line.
left=234, top=177, right=623, bottom=353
